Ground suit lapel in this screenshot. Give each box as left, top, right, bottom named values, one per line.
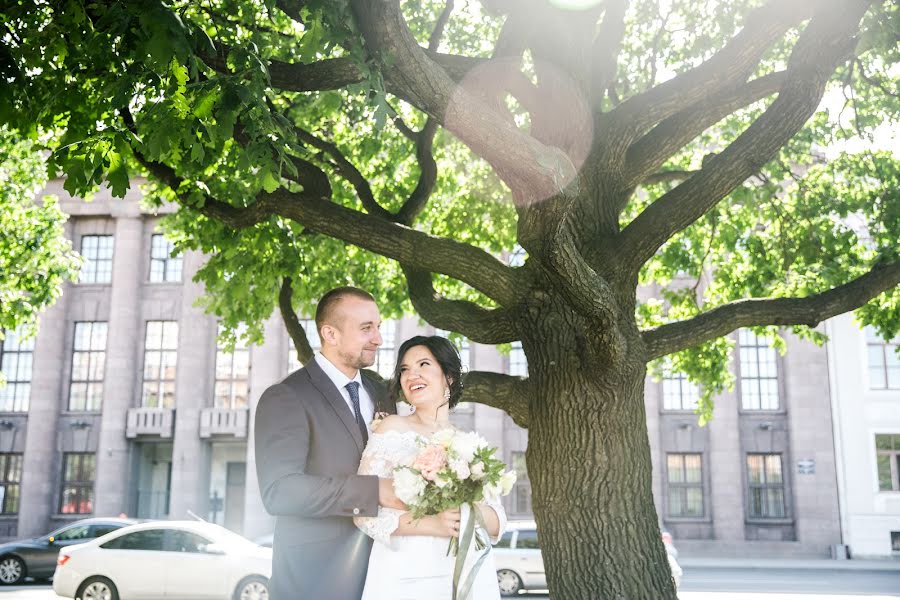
left=306, top=359, right=365, bottom=452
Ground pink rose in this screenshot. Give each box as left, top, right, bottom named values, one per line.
left=412, top=444, right=447, bottom=482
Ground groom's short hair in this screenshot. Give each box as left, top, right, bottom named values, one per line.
left=315, top=286, right=377, bottom=333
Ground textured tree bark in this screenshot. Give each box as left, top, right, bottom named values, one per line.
left=521, top=294, right=677, bottom=599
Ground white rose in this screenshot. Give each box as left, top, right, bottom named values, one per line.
left=500, top=471, right=517, bottom=495
left=432, top=428, right=455, bottom=449
left=470, top=461, right=485, bottom=480
left=450, top=458, right=471, bottom=481
left=453, top=432, right=486, bottom=464
left=483, top=482, right=502, bottom=503
left=393, top=468, right=426, bottom=505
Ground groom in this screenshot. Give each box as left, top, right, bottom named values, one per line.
left=255, top=286, right=402, bottom=599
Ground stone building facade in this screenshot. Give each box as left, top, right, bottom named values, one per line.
left=0, top=183, right=880, bottom=558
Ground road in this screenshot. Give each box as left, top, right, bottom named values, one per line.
left=0, top=566, right=897, bottom=599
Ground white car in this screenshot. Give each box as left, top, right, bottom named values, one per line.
left=493, top=521, right=682, bottom=596
left=53, top=521, right=272, bottom=600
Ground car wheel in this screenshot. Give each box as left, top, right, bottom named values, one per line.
left=496, top=569, right=522, bottom=596
left=0, top=556, right=25, bottom=585
left=76, top=576, right=119, bottom=600
left=233, top=575, right=269, bottom=600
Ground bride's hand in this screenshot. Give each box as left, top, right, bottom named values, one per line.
left=431, top=507, right=462, bottom=538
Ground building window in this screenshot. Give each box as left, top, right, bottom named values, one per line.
left=0, top=454, right=23, bottom=514
left=867, top=327, right=900, bottom=390
left=738, top=329, right=779, bottom=410
left=876, top=434, right=900, bottom=492
left=287, top=319, right=320, bottom=373
left=149, top=234, right=183, bottom=283
left=508, top=341, right=528, bottom=377
left=0, top=329, right=34, bottom=412
left=510, top=451, right=531, bottom=516
left=374, top=320, right=397, bottom=379
left=747, top=453, right=786, bottom=518
left=892, top=531, right=900, bottom=553
left=69, top=322, right=107, bottom=411
left=79, top=235, right=114, bottom=284
left=214, top=325, right=249, bottom=409
left=667, top=453, right=704, bottom=517
left=662, top=362, right=699, bottom=411
left=59, top=453, right=95, bottom=514
left=141, top=321, right=178, bottom=408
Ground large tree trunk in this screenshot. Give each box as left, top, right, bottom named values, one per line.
left=524, top=300, right=677, bottom=599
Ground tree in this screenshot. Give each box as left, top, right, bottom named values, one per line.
left=0, top=127, right=80, bottom=383
left=3, top=0, right=899, bottom=596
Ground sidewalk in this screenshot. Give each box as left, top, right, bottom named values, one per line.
left=678, top=555, right=900, bottom=571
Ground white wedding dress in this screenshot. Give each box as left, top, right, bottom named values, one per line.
left=356, top=430, right=507, bottom=600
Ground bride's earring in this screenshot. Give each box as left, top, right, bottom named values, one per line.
left=443, top=388, right=451, bottom=402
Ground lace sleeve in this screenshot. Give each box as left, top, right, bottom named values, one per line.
left=354, top=433, right=406, bottom=547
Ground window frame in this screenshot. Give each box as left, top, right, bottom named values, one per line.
left=59, top=453, right=96, bottom=515
left=736, top=329, right=782, bottom=412
left=875, top=434, right=900, bottom=492
left=660, top=360, right=700, bottom=412
left=745, top=453, right=788, bottom=520
left=68, top=322, right=108, bottom=412
left=141, top=321, right=179, bottom=409
left=78, top=234, right=114, bottom=284
left=0, top=453, right=23, bottom=514
left=213, top=325, right=250, bottom=410
left=665, top=452, right=705, bottom=519
left=0, top=329, right=34, bottom=412
left=148, top=233, right=183, bottom=283
left=866, top=326, right=900, bottom=391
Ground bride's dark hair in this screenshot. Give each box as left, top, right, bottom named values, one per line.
left=390, top=335, right=464, bottom=409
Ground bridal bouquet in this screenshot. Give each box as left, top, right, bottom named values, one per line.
left=393, top=429, right=516, bottom=600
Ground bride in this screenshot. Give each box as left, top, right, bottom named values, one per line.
left=354, top=335, right=507, bottom=600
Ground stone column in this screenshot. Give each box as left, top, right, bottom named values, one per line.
left=93, top=212, right=144, bottom=517
left=243, top=313, right=282, bottom=538
left=18, top=223, right=74, bottom=535
left=708, top=360, right=744, bottom=544
left=168, top=250, right=215, bottom=519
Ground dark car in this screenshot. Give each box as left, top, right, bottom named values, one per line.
left=0, top=517, right=136, bottom=584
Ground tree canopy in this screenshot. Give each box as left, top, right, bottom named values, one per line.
left=0, top=127, right=80, bottom=380
left=3, top=0, right=899, bottom=596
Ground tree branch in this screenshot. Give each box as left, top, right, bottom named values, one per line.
left=591, top=0, right=628, bottom=103
left=428, top=0, right=455, bottom=52
left=462, top=370, right=530, bottom=428
left=640, top=170, right=698, bottom=186
left=280, top=276, right=314, bottom=366
left=275, top=0, right=306, bottom=24
left=607, top=0, right=815, bottom=141
left=642, top=260, right=900, bottom=360
left=396, top=117, right=439, bottom=225
left=618, top=2, right=868, bottom=274
left=123, top=109, right=517, bottom=306
left=403, top=267, right=518, bottom=344
left=290, top=123, right=391, bottom=219
left=624, top=70, right=788, bottom=190
left=349, top=0, right=576, bottom=200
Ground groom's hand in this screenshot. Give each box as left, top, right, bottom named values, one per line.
left=378, top=478, right=407, bottom=510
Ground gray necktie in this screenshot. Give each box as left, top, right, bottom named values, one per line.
left=345, top=381, right=368, bottom=444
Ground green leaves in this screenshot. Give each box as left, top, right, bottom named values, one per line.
left=0, top=128, right=81, bottom=349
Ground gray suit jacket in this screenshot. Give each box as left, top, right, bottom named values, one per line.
left=254, top=358, right=395, bottom=600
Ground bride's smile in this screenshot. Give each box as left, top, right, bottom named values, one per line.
left=399, top=345, right=450, bottom=409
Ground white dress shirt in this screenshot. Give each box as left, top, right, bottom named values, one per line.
left=314, top=352, right=375, bottom=433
